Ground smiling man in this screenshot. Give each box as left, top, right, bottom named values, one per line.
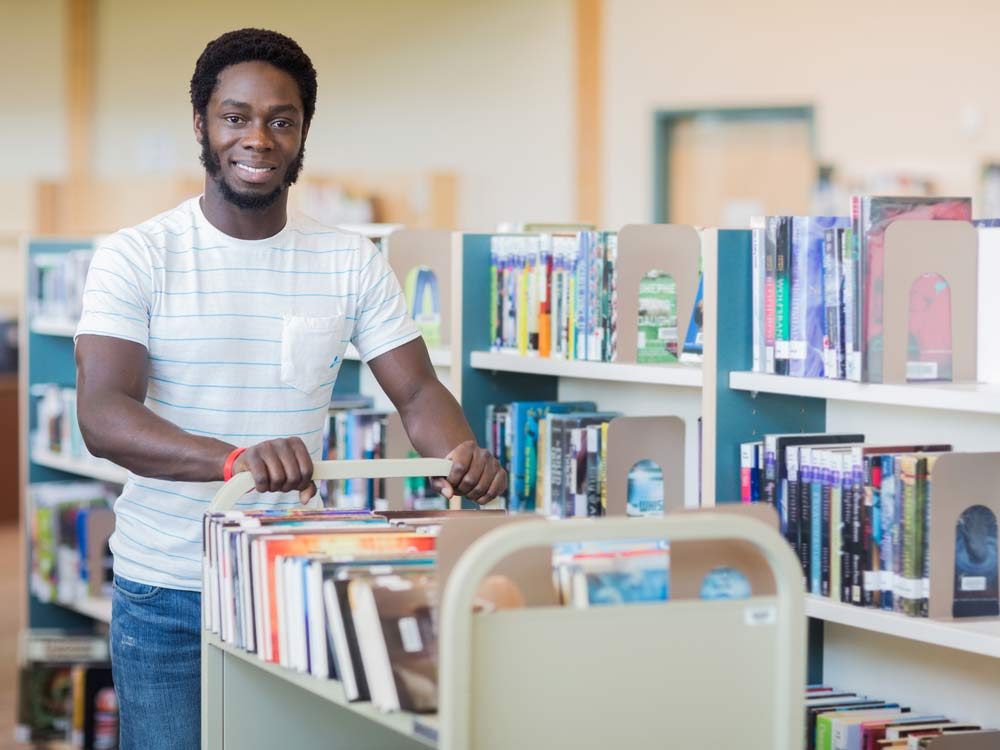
left=73, top=28, right=505, bottom=750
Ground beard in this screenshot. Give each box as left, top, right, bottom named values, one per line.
left=199, top=122, right=306, bottom=212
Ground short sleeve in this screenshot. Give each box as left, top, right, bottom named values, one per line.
left=350, top=239, right=420, bottom=362
left=75, top=231, right=152, bottom=348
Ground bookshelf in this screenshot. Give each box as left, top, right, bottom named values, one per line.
left=804, top=597, right=1000, bottom=659
left=32, top=446, right=129, bottom=485
left=708, top=226, right=1000, bottom=729
left=469, top=350, right=702, bottom=387
left=20, top=237, right=114, bottom=632
left=457, top=231, right=705, bottom=508
left=729, top=371, right=1000, bottom=415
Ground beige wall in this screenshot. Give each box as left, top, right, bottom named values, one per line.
left=603, top=0, right=1000, bottom=227
left=90, top=0, right=575, bottom=231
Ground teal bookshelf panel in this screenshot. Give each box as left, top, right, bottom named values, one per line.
left=713, top=230, right=825, bottom=502
left=458, top=234, right=558, bottom=449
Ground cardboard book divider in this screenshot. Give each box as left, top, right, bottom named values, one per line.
left=669, top=504, right=779, bottom=598
left=604, top=415, right=685, bottom=517
left=436, top=515, right=558, bottom=607
left=386, top=228, right=453, bottom=349
left=880, top=220, right=978, bottom=384
left=928, top=452, right=1000, bottom=620
left=615, top=224, right=701, bottom=364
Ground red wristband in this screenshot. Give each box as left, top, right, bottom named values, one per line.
left=223, top=447, right=247, bottom=482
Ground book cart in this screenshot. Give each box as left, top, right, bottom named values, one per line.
left=201, top=458, right=807, bottom=749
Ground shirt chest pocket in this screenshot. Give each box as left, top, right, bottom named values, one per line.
left=280, top=315, right=349, bottom=394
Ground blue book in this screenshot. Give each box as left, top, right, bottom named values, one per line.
left=680, top=273, right=704, bottom=361
left=810, top=450, right=823, bottom=595
left=508, top=401, right=595, bottom=511
left=789, top=216, right=849, bottom=377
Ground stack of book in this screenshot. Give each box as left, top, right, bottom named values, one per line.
left=29, top=249, right=95, bottom=324
left=486, top=400, right=626, bottom=516
left=749, top=197, right=972, bottom=382
left=31, top=384, right=94, bottom=464
left=16, top=631, right=115, bottom=749
left=742, top=434, right=999, bottom=619
left=29, top=482, right=115, bottom=606
left=806, top=684, right=998, bottom=749
left=489, top=232, right=704, bottom=364
left=203, top=507, right=443, bottom=713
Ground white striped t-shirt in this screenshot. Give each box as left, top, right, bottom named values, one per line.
left=75, top=196, right=419, bottom=590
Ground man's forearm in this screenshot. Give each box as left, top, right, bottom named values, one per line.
left=396, top=378, right=475, bottom=457
left=79, top=390, right=233, bottom=482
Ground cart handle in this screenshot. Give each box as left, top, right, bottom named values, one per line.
left=208, top=457, right=453, bottom=513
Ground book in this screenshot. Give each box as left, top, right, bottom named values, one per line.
left=789, top=216, right=850, bottom=377
left=637, top=269, right=679, bottom=363
left=953, top=504, right=999, bottom=617
left=774, top=216, right=792, bottom=375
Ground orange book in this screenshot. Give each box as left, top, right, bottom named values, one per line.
left=256, top=531, right=437, bottom=663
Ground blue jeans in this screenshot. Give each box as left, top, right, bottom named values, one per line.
left=111, top=575, right=201, bottom=750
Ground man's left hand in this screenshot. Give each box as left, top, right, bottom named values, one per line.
left=432, top=440, right=507, bottom=505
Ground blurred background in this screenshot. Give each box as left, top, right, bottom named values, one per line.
left=4, top=0, right=1000, bottom=744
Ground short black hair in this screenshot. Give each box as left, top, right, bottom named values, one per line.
left=190, top=28, right=317, bottom=125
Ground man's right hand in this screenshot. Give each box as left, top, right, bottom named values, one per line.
left=231, top=437, right=317, bottom=503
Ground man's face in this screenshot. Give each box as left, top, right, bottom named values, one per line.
left=195, top=60, right=308, bottom=211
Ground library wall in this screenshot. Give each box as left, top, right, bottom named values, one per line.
left=89, top=0, right=575, bottom=231
left=603, top=0, right=1000, bottom=226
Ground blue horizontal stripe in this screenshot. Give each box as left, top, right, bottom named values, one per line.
left=98, top=245, right=152, bottom=281
left=149, top=335, right=281, bottom=344
left=110, top=550, right=202, bottom=584
left=357, top=249, right=382, bottom=273
left=153, top=312, right=284, bottom=321
left=358, top=289, right=402, bottom=314
left=357, top=269, right=393, bottom=304
left=116, top=509, right=202, bottom=544
left=85, top=288, right=147, bottom=312
left=88, top=265, right=147, bottom=296
left=153, top=265, right=362, bottom=276
left=148, top=395, right=328, bottom=414
left=79, top=309, right=147, bottom=325
left=118, top=495, right=203, bottom=522
left=155, top=289, right=356, bottom=299
left=360, top=330, right=419, bottom=360
left=132, top=482, right=211, bottom=504
left=150, top=356, right=279, bottom=366
left=355, top=313, right=404, bottom=336
left=163, top=246, right=227, bottom=253
left=115, top=526, right=201, bottom=563
left=149, top=376, right=296, bottom=391
left=181, top=425, right=325, bottom=439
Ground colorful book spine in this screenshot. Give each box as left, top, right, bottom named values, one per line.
left=764, top=217, right=778, bottom=373
left=774, top=217, right=791, bottom=375
left=750, top=218, right=765, bottom=372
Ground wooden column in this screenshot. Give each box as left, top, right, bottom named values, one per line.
left=66, top=0, right=96, bottom=183
left=574, top=0, right=602, bottom=226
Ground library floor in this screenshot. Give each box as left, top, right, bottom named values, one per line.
left=1, top=523, right=28, bottom=750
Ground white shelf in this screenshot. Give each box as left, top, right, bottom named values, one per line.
left=346, top=344, right=452, bottom=367
left=32, top=447, right=128, bottom=484
left=30, top=317, right=77, bottom=337
left=205, top=633, right=434, bottom=747
left=805, top=596, right=1000, bottom=658
left=470, top=351, right=703, bottom=387
left=729, top=371, right=1000, bottom=415
left=61, top=596, right=112, bottom=624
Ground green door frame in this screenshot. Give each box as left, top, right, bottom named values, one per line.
left=652, top=106, right=816, bottom=224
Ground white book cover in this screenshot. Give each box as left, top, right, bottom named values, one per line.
left=978, top=227, right=1000, bottom=383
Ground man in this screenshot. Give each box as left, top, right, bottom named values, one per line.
left=74, top=28, right=506, bottom=750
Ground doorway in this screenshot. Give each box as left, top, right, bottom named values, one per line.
left=654, top=107, right=816, bottom=226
